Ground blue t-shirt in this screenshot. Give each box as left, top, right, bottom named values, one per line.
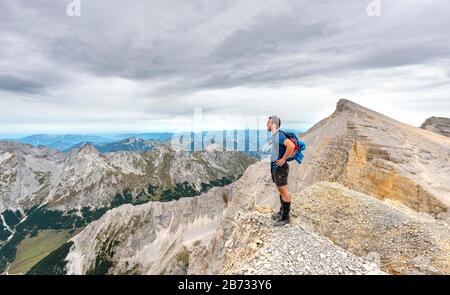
left=270, top=130, right=287, bottom=165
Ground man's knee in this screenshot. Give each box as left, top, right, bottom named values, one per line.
left=277, top=185, right=289, bottom=194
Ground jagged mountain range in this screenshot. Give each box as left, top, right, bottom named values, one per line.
left=0, top=142, right=254, bottom=212
left=5, top=134, right=114, bottom=152
left=3, top=133, right=175, bottom=152
left=66, top=137, right=157, bottom=153
left=0, top=141, right=256, bottom=273
left=23, top=99, right=450, bottom=275
left=3, top=130, right=302, bottom=158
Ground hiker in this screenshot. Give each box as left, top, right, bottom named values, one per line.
left=267, top=115, right=296, bottom=226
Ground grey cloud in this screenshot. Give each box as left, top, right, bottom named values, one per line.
left=4, top=0, right=450, bottom=89
left=0, top=0, right=450, bottom=131
left=0, top=74, right=47, bottom=94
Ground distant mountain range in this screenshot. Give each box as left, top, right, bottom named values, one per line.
left=2, top=129, right=303, bottom=155
left=67, top=137, right=156, bottom=153
left=2, top=133, right=174, bottom=152
left=112, top=132, right=174, bottom=141
left=7, top=134, right=113, bottom=151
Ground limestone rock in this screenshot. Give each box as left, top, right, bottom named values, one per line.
left=291, top=182, right=450, bottom=274
left=421, top=117, right=450, bottom=137
left=289, top=99, right=450, bottom=215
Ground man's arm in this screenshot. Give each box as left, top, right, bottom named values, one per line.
left=275, top=139, right=295, bottom=166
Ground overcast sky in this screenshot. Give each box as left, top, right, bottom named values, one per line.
left=1, top=0, right=450, bottom=136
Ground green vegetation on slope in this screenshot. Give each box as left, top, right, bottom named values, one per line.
left=175, top=246, right=190, bottom=267
left=0, top=210, right=22, bottom=242
left=3, top=210, right=22, bottom=227
left=86, top=238, right=120, bottom=275
left=160, top=181, right=201, bottom=202
left=200, top=176, right=236, bottom=193
left=8, top=230, right=79, bottom=274
left=26, top=242, right=74, bottom=275
left=0, top=206, right=106, bottom=273
left=0, top=221, right=10, bottom=242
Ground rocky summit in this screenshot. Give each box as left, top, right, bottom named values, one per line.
left=4, top=99, right=450, bottom=275
left=289, top=99, right=450, bottom=215
left=421, top=117, right=450, bottom=138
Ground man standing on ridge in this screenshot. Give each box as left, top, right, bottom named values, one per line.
left=267, top=115, right=296, bottom=226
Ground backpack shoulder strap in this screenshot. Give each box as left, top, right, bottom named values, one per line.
left=279, top=130, right=292, bottom=139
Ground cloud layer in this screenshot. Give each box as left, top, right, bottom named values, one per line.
left=1, top=0, right=450, bottom=135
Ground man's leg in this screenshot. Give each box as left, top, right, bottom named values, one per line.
left=271, top=167, right=284, bottom=220
left=272, top=195, right=283, bottom=220
left=274, top=185, right=291, bottom=226
left=277, top=185, right=292, bottom=203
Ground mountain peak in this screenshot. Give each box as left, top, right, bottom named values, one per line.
left=335, top=99, right=365, bottom=113
left=78, top=142, right=98, bottom=153
left=420, top=116, right=450, bottom=137
left=121, top=136, right=144, bottom=143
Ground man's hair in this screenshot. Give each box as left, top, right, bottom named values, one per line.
left=269, top=115, right=281, bottom=129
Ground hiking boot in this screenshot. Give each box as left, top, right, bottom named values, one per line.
left=272, top=195, right=283, bottom=220
left=273, top=218, right=290, bottom=226
left=272, top=211, right=281, bottom=220
left=274, top=200, right=291, bottom=227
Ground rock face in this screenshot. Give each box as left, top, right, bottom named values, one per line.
left=292, top=182, right=450, bottom=274
left=421, top=117, right=450, bottom=138
left=0, top=142, right=255, bottom=212
left=289, top=99, right=450, bottom=215
left=63, top=187, right=227, bottom=275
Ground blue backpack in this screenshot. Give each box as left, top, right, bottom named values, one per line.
left=280, top=131, right=306, bottom=164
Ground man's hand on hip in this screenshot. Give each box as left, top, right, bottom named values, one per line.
left=275, top=158, right=286, bottom=167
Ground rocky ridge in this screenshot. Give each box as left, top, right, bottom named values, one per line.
left=421, top=116, right=450, bottom=138
left=288, top=99, right=450, bottom=215
left=217, top=211, right=384, bottom=275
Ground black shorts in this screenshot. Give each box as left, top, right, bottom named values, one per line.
left=271, top=163, right=289, bottom=187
